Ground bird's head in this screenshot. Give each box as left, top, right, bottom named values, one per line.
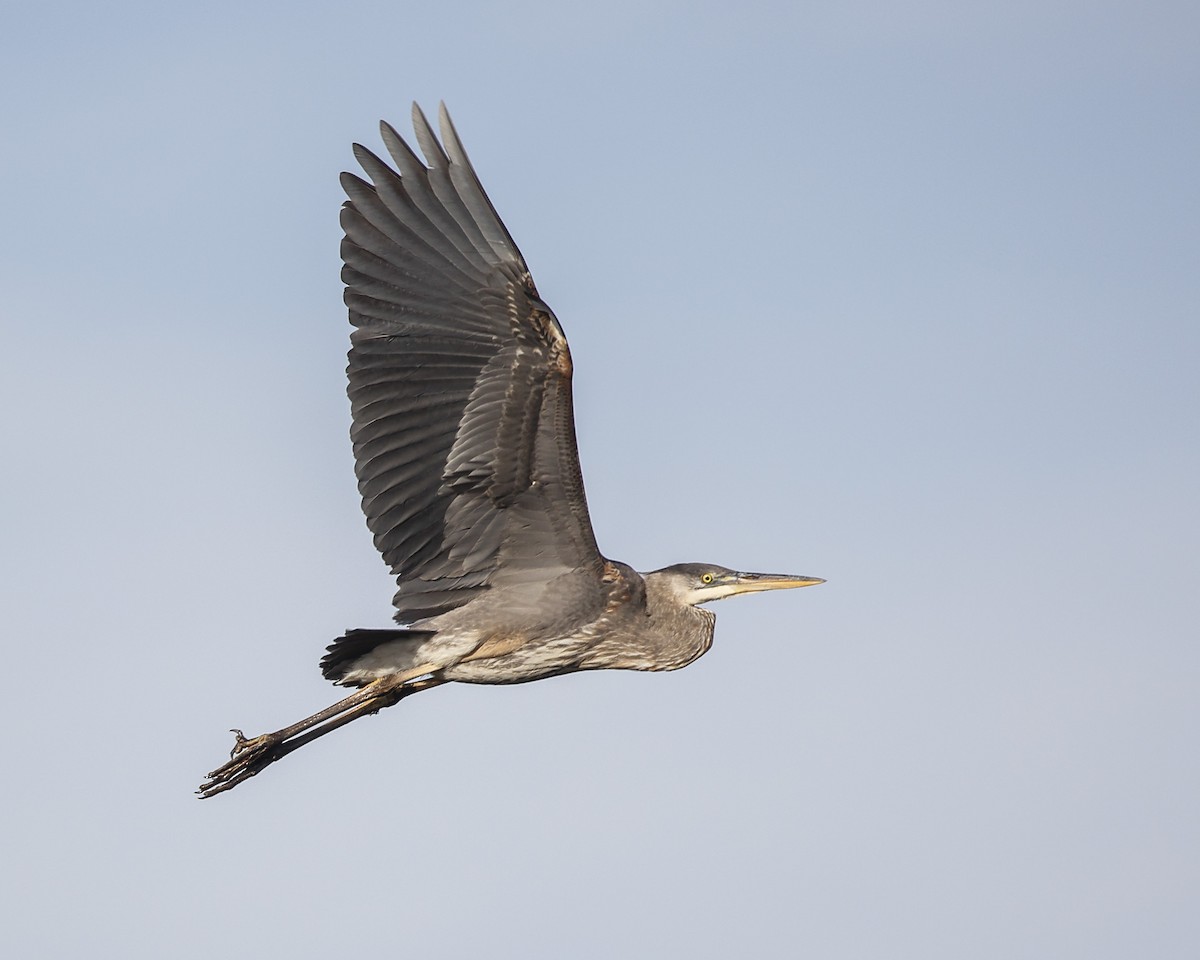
left=647, top=563, right=824, bottom=607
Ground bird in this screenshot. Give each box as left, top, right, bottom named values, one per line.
left=198, top=104, right=824, bottom=798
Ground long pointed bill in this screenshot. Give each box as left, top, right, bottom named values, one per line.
left=728, top=571, right=825, bottom=596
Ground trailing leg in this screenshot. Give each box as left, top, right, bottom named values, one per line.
left=197, top=673, right=443, bottom=798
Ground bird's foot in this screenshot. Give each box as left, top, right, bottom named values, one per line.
left=198, top=729, right=285, bottom=799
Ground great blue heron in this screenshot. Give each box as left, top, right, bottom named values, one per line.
left=198, top=104, right=823, bottom=798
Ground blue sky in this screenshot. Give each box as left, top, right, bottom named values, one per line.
left=2, top=2, right=1197, bottom=957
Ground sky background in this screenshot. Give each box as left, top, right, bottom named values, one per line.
left=2, top=1, right=1197, bottom=956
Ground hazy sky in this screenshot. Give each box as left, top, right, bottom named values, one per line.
left=2, top=2, right=1197, bottom=957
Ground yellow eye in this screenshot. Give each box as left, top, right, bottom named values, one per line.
left=701, top=573, right=714, bottom=584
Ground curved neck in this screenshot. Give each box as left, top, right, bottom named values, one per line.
left=579, top=571, right=715, bottom=672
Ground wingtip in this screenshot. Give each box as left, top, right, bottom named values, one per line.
left=438, top=102, right=460, bottom=146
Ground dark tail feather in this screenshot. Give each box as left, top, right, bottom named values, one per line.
left=320, top=628, right=436, bottom=685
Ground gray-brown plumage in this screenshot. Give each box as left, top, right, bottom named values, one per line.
left=198, top=104, right=823, bottom=798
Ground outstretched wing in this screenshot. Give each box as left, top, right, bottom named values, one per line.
left=340, top=103, right=603, bottom=623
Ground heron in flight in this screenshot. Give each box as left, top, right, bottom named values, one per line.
left=198, top=105, right=823, bottom=798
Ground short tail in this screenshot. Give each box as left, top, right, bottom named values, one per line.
left=320, top=628, right=436, bottom=686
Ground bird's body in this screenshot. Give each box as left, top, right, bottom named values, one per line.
left=198, top=105, right=822, bottom=798
left=326, top=561, right=712, bottom=688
